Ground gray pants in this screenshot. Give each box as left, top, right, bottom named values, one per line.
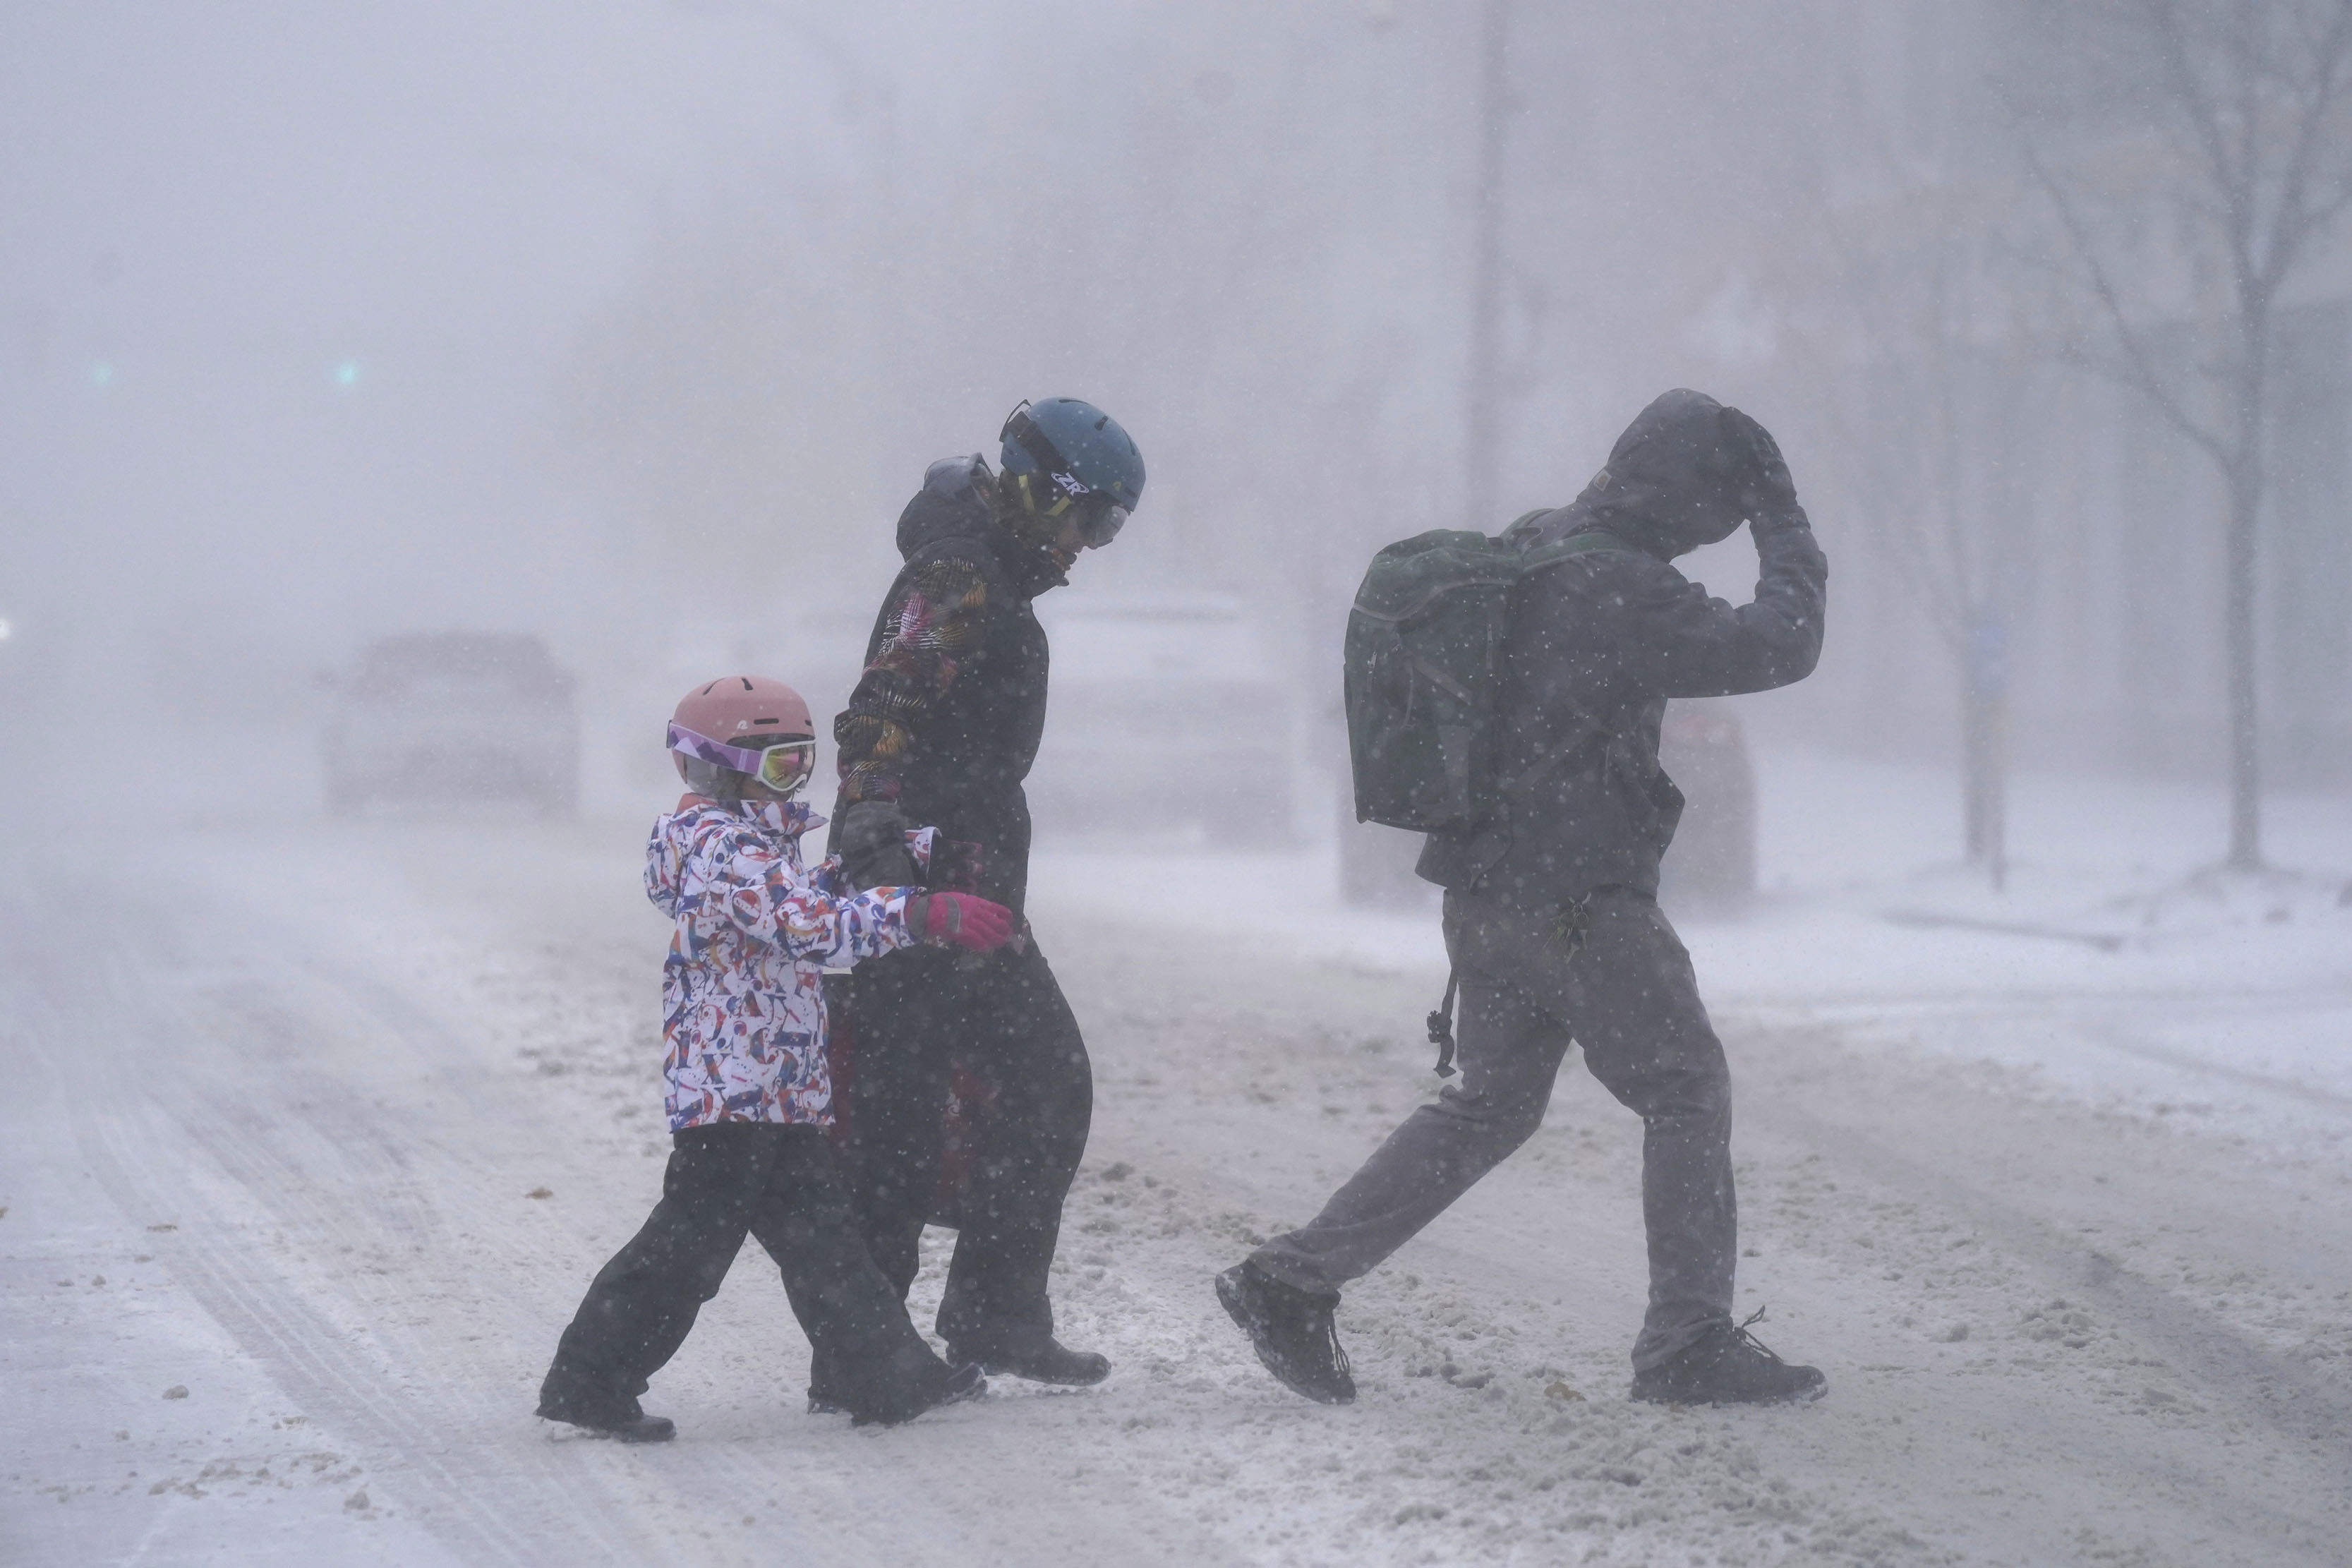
left=1250, top=887, right=1735, bottom=1369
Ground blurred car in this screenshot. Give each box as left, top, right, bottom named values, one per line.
left=1656, top=697, right=1756, bottom=908
left=321, top=633, right=579, bottom=816
left=1027, top=592, right=1298, bottom=844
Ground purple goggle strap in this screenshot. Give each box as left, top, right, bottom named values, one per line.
left=668, top=722, right=773, bottom=776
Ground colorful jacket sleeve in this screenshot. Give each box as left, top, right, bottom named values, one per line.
left=833, top=555, right=993, bottom=805
left=687, top=818, right=916, bottom=967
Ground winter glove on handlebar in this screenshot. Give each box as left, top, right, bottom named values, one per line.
left=1722, top=407, right=1807, bottom=534
left=905, top=892, right=1016, bottom=952
left=839, top=799, right=917, bottom=889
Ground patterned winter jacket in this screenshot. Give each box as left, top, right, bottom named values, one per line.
left=644, top=795, right=928, bottom=1131
left=831, top=454, right=1066, bottom=915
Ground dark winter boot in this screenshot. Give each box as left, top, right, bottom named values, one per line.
left=1629, top=1309, right=1826, bottom=1406
left=536, top=1389, right=677, bottom=1443
left=580, top=1413, right=677, bottom=1443
left=538, top=1357, right=679, bottom=1442
left=850, top=1361, right=989, bottom=1427
left=811, top=1340, right=987, bottom=1423
left=944, top=1334, right=1110, bottom=1387
left=1216, top=1260, right=1354, bottom=1405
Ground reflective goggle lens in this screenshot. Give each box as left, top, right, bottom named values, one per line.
left=1079, top=501, right=1128, bottom=548
left=755, top=739, right=815, bottom=796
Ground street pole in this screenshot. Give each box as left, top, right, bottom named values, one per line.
left=1464, top=0, right=1509, bottom=531
left=1965, top=610, right=2008, bottom=891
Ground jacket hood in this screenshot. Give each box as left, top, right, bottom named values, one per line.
left=645, top=796, right=822, bottom=917
left=896, top=455, right=1068, bottom=596
left=1555, top=389, right=1754, bottom=560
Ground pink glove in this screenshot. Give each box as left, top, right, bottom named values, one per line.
left=906, top=892, right=1015, bottom=952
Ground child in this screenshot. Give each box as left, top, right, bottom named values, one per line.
left=537, top=675, right=1017, bottom=1439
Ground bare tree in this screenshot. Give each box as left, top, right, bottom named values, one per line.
left=2009, top=0, right=2352, bottom=870
left=1818, top=212, right=2049, bottom=886
left=1792, top=19, right=2048, bottom=887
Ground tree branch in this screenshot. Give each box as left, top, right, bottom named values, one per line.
left=2021, top=138, right=2231, bottom=465
left=2258, top=0, right=2352, bottom=290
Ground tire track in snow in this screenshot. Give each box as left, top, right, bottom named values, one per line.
left=1749, top=990, right=2352, bottom=1119
left=2078, top=1020, right=2352, bottom=1114
left=1734, top=1049, right=2352, bottom=1562
left=52, top=967, right=685, bottom=1564
left=1, top=852, right=781, bottom=1567
left=73, top=1097, right=619, bottom=1564
left=1761, top=1090, right=2352, bottom=1452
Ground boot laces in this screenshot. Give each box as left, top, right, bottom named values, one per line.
left=1726, top=1305, right=1787, bottom=1365
left=1318, top=1302, right=1351, bottom=1381
left=1282, top=1287, right=1350, bottom=1380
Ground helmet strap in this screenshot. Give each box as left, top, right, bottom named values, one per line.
left=997, top=476, right=1061, bottom=542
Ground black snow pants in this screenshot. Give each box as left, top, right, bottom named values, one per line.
left=838, top=940, right=1091, bottom=1352
left=539, top=1123, right=953, bottom=1427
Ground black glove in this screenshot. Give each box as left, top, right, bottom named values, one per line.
left=1722, top=406, right=1804, bottom=530
left=838, top=800, right=917, bottom=889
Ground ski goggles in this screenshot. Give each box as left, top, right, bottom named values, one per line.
left=1027, top=479, right=1128, bottom=548
left=668, top=723, right=816, bottom=796
left=1071, top=495, right=1128, bottom=548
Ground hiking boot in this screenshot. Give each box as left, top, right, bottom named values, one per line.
left=1216, top=1260, right=1354, bottom=1404
left=1629, top=1309, right=1826, bottom=1407
left=851, top=1361, right=987, bottom=1427
left=537, top=1394, right=677, bottom=1443
left=538, top=1358, right=680, bottom=1442
left=945, top=1335, right=1110, bottom=1387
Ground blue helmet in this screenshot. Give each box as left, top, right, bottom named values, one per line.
left=1000, top=397, right=1145, bottom=544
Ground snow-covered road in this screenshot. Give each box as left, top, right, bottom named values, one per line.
left=6, top=792, right=2350, bottom=1565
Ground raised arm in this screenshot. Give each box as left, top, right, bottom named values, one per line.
left=1625, top=519, right=1828, bottom=699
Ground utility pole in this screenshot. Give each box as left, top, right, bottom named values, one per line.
left=1463, top=0, right=1509, bottom=531
left=1964, top=610, right=2008, bottom=890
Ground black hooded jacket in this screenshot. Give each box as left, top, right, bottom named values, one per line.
left=1416, top=390, right=1829, bottom=905
left=831, top=455, right=1067, bottom=914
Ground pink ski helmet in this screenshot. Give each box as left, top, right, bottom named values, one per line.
left=668, top=675, right=816, bottom=796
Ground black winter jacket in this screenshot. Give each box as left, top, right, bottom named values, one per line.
left=831, top=456, right=1067, bottom=915
left=1417, top=391, right=1828, bottom=906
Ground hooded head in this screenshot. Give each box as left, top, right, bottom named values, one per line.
left=1565, top=389, right=1757, bottom=560
left=893, top=455, right=1071, bottom=598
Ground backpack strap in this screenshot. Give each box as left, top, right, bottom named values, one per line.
left=1514, top=527, right=1629, bottom=572
left=1425, top=967, right=1461, bottom=1078
left=1491, top=529, right=1632, bottom=800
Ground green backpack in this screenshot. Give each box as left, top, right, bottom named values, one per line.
left=1343, top=518, right=1622, bottom=833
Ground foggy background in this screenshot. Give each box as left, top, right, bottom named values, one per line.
left=4, top=0, right=2348, bottom=863
left=12, top=10, right=2352, bottom=1561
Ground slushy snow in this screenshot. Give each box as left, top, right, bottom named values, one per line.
left=4, top=747, right=2348, bottom=1565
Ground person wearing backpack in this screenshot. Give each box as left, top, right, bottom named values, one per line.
left=1218, top=388, right=1829, bottom=1408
